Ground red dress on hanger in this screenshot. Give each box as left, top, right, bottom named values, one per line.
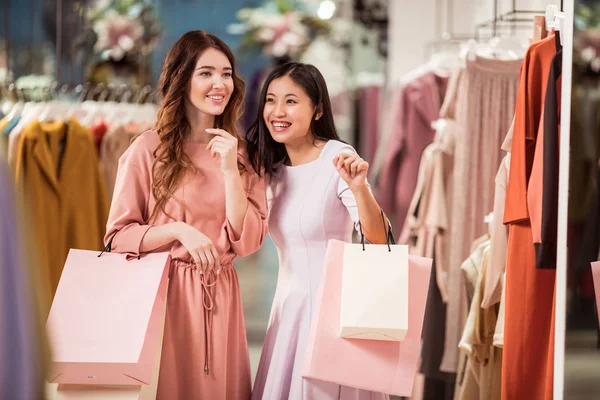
left=502, top=33, right=560, bottom=400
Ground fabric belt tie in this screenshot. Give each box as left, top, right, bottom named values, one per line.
left=200, top=270, right=217, bottom=375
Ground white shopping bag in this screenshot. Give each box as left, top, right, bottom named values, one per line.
left=340, top=217, right=409, bottom=342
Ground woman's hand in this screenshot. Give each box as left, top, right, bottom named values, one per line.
left=333, top=153, right=369, bottom=192
left=175, top=222, right=220, bottom=273
left=206, top=128, right=239, bottom=175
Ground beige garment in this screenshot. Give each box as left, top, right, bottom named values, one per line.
left=456, top=243, right=502, bottom=400
left=398, top=119, right=457, bottom=302
left=493, top=273, right=506, bottom=348
left=440, top=68, right=464, bottom=119
left=429, top=121, right=456, bottom=298
left=481, top=154, right=511, bottom=308
left=455, top=347, right=503, bottom=400
left=501, top=116, right=514, bottom=153
left=442, top=55, right=520, bottom=374
left=100, top=123, right=150, bottom=201
left=398, top=144, right=436, bottom=248
left=459, top=239, right=490, bottom=315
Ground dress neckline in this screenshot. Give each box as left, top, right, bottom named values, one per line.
left=284, top=140, right=332, bottom=170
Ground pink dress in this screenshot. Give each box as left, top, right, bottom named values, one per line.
left=252, top=140, right=389, bottom=400
left=105, top=130, right=268, bottom=400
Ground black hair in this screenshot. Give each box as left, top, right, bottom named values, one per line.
left=245, top=62, right=340, bottom=176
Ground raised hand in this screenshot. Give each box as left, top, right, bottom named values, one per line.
left=333, top=152, right=369, bottom=192
left=206, top=128, right=239, bottom=175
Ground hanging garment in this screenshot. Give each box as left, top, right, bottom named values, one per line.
left=399, top=119, right=457, bottom=301
left=253, top=140, right=388, bottom=400
left=358, top=85, right=382, bottom=164
left=481, top=154, right=511, bottom=308
left=8, top=103, right=45, bottom=165
left=0, top=160, right=50, bottom=400
left=455, top=241, right=503, bottom=400
left=528, top=51, right=563, bottom=269
left=90, top=120, right=109, bottom=153
left=442, top=55, right=520, bottom=374
left=99, top=122, right=151, bottom=201
left=105, top=131, right=267, bottom=400
left=0, top=115, right=21, bottom=158
left=502, top=33, right=560, bottom=400
left=420, top=246, right=457, bottom=400
left=371, top=65, right=446, bottom=181
left=493, top=273, right=507, bottom=348
left=376, top=72, right=449, bottom=234
left=14, top=118, right=109, bottom=297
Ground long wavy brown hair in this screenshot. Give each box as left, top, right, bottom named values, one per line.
left=150, top=30, right=246, bottom=222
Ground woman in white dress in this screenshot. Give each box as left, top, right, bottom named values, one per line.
left=246, top=62, right=391, bottom=400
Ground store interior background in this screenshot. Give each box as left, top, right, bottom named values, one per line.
left=5, top=0, right=600, bottom=398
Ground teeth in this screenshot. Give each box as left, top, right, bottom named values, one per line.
left=208, top=96, right=224, bottom=100
left=273, top=123, right=290, bottom=128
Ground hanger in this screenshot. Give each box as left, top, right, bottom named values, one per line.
left=545, top=4, right=565, bottom=45
left=39, top=82, right=69, bottom=123
left=3, top=84, right=26, bottom=121
left=81, top=83, right=108, bottom=127
left=488, top=35, right=527, bottom=59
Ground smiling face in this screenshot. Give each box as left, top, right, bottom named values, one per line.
left=263, top=75, right=319, bottom=146
left=185, top=47, right=234, bottom=116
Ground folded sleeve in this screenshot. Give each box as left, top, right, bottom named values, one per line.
left=225, top=171, right=268, bottom=257
left=104, top=157, right=154, bottom=259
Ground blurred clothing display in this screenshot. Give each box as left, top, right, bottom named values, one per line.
left=3, top=91, right=159, bottom=299
left=391, top=24, right=566, bottom=400
left=0, top=159, right=50, bottom=400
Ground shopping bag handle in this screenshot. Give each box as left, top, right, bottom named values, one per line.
left=97, top=231, right=118, bottom=258
left=97, top=230, right=141, bottom=259
left=358, top=209, right=395, bottom=252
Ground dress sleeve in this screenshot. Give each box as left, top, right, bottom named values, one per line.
left=225, top=171, right=268, bottom=257
left=104, top=156, right=154, bottom=259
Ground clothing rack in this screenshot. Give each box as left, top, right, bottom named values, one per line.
left=0, top=81, right=156, bottom=104
left=476, top=0, right=546, bottom=38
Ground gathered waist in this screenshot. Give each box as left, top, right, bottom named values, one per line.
left=170, top=257, right=234, bottom=271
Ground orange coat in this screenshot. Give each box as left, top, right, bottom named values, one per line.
left=14, top=118, right=109, bottom=297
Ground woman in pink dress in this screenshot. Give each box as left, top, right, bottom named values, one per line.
left=246, top=62, right=391, bottom=399
left=104, top=31, right=268, bottom=399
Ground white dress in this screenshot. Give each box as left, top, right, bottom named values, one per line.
left=252, top=140, right=389, bottom=400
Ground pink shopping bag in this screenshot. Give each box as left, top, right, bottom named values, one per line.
left=302, top=239, right=432, bottom=396
left=46, top=249, right=170, bottom=386
left=592, top=262, right=600, bottom=325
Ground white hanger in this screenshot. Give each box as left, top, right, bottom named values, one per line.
left=554, top=13, right=565, bottom=46
left=486, top=36, right=526, bottom=60
left=545, top=5, right=559, bottom=31
left=459, top=39, right=479, bottom=63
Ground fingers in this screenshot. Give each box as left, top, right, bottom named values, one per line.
left=205, top=128, right=235, bottom=140
left=190, top=250, right=202, bottom=269
left=205, top=249, right=216, bottom=272
left=197, top=251, right=209, bottom=273
left=206, top=136, right=229, bottom=148
left=349, top=159, right=360, bottom=176
left=210, top=246, right=221, bottom=275
left=209, top=144, right=226, bottom=158
left=356, top=160, right=369, bottom=174
left=332, top=153, right=368, bottom=179
left=343, top=155, right=359, bottom=177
